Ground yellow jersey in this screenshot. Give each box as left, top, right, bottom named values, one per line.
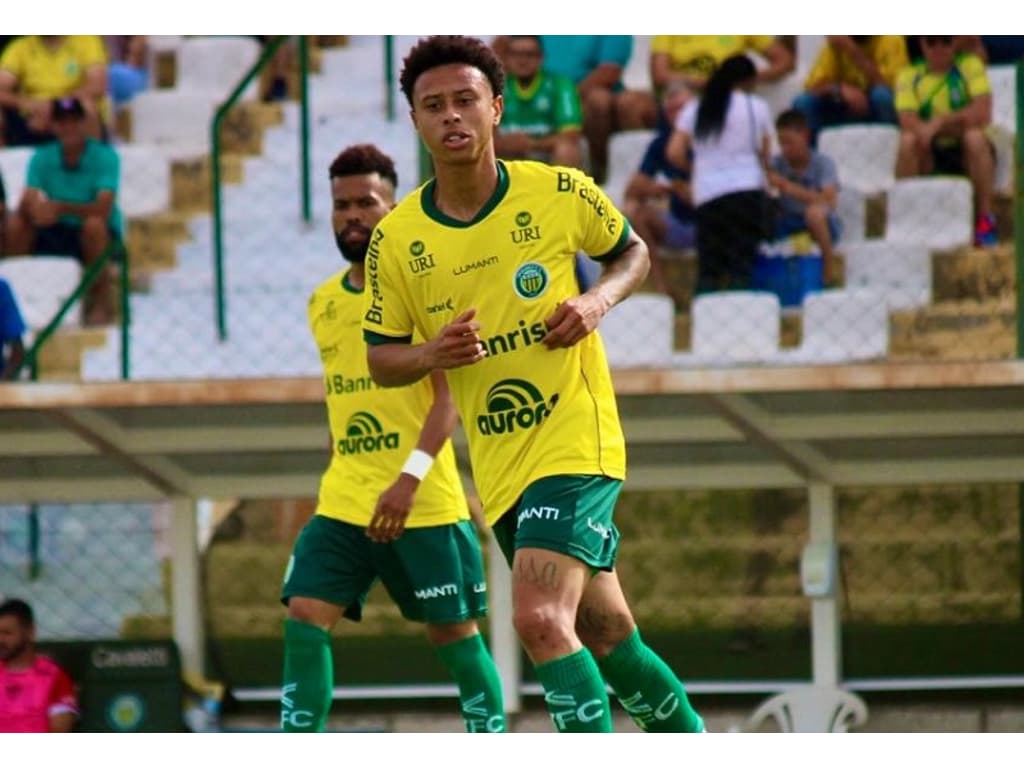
left=311, top=269, right=467, bottom=527
left=651, top=35, right=775, bottom=80
left=0, top=36, right=110, bottom=121
left=895, top=53, right=990, bottom=120
left=804, top=36, right=908, bottom=90
left=362, top=160, right=630, bottom=523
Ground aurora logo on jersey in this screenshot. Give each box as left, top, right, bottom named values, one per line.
left=511, top=210, right=542, bottom=244
left=513, top=262, right=548, bottom=299
left=337, top=411, right=399, bottom=455
left=477, top=379, right=559, bottom=436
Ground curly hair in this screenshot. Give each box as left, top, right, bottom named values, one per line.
left=328, top=144, right=398, bottom=189
left=399, top=35, right=505, bottom=106
left=0, top=598, right=34, bottom=628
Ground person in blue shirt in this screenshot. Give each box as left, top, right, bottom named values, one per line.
left=622, top=81, right=695, bottom=309
left=0, top=277, right=26, bottom=380
left=6, top=96, right=122, bottom=326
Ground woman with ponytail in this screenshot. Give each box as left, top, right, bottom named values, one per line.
left=666, top=54, right=774, bottom=293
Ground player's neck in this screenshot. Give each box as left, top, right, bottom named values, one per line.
left=3, top=648, right=34, bottom=670
left=431, top=154, right=500, bottom=223
left=346, top=264, right=365, bottom=290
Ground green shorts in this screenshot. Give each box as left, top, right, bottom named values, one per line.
left=492, top=474, right=623, bottom=571
left=281, top=515, right=488, bottom=625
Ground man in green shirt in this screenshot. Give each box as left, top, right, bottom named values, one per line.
left=495, top=35, right=583, bottom=170
left=5, top=97, right=122, bottom=325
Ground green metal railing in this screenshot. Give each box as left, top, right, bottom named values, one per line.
left=1016, top=59, right=1024, bottom=620
left=12, top=240, right=130, bottom=381
left=385, top=35, right=396, bottom=122
left=211, top=35, right=312, bottom=341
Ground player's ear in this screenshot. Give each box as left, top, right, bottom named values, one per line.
left=493, top=94, right=503, bottom=127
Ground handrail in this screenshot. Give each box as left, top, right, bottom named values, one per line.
left=385, top=35, right=395, bottom=122
left=211, top=35, right=312, bottom=341
left=1015, top=58, right=1023, bottom=360
left=11, top=239, right=127, bottom=381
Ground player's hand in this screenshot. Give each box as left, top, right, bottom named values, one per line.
left=543, top=295, right=607, bottom=349
left=425, top=309, right=488, bottom=369
left=367, top=474, right=417, bottom=542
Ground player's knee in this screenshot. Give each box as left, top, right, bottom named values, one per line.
left=512, top=604, right=574, bottom=649
left=584, top=87, right=613, bottom=114
left=575, top=608, right=634, bottom=658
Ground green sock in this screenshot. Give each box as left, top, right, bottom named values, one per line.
left=596, top=628, right=704, bottom=732
left=535, top=647, right=613, bottom=733
left=281, top=619, right=333, bottom=732
left=435, top=633, right=506, bottom=733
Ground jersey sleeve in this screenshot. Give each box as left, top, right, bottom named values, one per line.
left=803, top=44, right=837, bottom=89
left=0, top=38, right=27, bottom=77
left=362, top=221, right=414, bottom=345
left=79, top=36, right=108, bottom=67
left=553, top=75, right=583, bottom=132
left=961, top=54, right=991, bottom=99
left=558, top=166, right=630, bottom=261
left=894, top=65, right=920, bottom=114
left=48, top=666, right=79, bottom=718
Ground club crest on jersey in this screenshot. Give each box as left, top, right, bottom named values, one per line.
left=511, top=210, right=542, bottom=244
left=477, top=378, right=559, bottom=436
left=338, top=411, right=400, bottom=455
left=513, top=262, right=548, bottom=299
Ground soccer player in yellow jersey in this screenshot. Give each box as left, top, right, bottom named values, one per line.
left=362, top=36, right=704, bottom=734
left=279, top=144, right=504, bottom=733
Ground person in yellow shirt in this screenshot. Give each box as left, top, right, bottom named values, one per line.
left=894, top=35, right=997, bottom=247
left=650, top=35, right=793, bottom=96
left=279, top=143, right=505, bottom=733
left=793, top=35, right=908, bottom=141
left=363, top=34, right=705, bottom=734
left=0, top=35, right=108, bottom=146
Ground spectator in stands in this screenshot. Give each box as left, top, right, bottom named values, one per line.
left=666, top=54, right=774, bottom=293
left=0, top=161, right=5, bottom=254
left=494, top=35, right=584, bottom=169
left=107, top=36, right=149, bottom=110
left=894, top=35, right=997, bottom=247
left=793, top=36, right=908, bottom=141
left=622, top=81, right=696, bottom=308
left=0, top=276, right=26, bottom=380
left=767, top=109, right=842, bottom=286
left=650, top=35, right=793, bottom=98
left=0, top=598, right=79, bottom=731
left=0, top=35, right=109, bottom=147
left=536, top=35, right=658, bottom=183
left=5, top=97, right=123, bottom=325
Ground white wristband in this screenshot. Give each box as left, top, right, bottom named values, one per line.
left=401, top=449, right=434, bottom=481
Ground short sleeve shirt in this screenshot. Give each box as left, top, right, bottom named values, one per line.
left=27, top=138, right=123, bottom=234
left=502, top=71, right=583, bottom=137
left=540, top=35, right=633, bottom=90
left=771, top=151, right=839, bottom=217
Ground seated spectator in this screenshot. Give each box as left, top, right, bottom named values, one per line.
left=0, top=35, right=109, bottom=147
left=666, top=55, right=774, bottom=294
left=651, top=35, right=794, bottom=98
left=107, top=35, right=149, bottom=110
left=793, top=35, right=907, bottom=141
left=5, top=97, right=123, bottom=325
left=535, top=35, right=657, bottom=183
left=495, top=35, right=583, bottom=169
left=0, top=598, right=79, bottom=732
left=894, top=35, right=997, bottom=247
left=622, top=81, right=696, bottom=308
left=767, top=109, right=842, bottom=286
left=0, top=276, right=26, bottom=379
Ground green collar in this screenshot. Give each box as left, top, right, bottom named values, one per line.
left=420, top=160, right=509, bottom=228
left=341, top=269, right=363, bottom=294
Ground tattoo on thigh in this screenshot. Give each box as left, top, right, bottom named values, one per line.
left=514, top=555, right=561, bottom=591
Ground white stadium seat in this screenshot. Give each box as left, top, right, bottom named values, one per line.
left=600, top=293, right=675, bottom=369
left=771, top=289, right=889, bottom=365
left=842, top=240, right=932, bottom=311
left=818, top=124, right=901, bottom=196
left=884, top=177, right=973, bottom=251
left=673, top=291, right=781, bottom=367
left=0, top=256, right=83, bottom=331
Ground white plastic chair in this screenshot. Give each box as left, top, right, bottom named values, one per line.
left=740, top=686, right=868, bottom=732
left=600, top=293, right=675, bottom=369
left=673, top=290, right=781, bottom=367
left=987, top=65, right=1016, bottom=194
left=0, top=146, right=34, bottom=207
left=842, top=240, right=931, bottom=310
left=116, top=144, right=172, bottom=219
left=0, top=256, right=83, bottom=330
left=772, top=289, right=889, bottom=365
left=604, top=129, right=656, bottom=208
left=174, top=36, right=262, bottom=101
left=835, top=187, right=867, bottom=244
left=818, top=124, right=901, bottom=196
left=884, top=177, right=973, bottom=251
left=129, top=90, right=219, bottom=158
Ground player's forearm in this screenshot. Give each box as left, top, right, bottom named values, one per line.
left=367, top=342, right=433, bottom=388
left=416, top=398, right=458, bottom=458
left=589, top=236, right=650, bottom=312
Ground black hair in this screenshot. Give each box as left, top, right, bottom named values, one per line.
left=399, top=35, right=505, bottom=106
left=775, top=108, right=809, bottom=132
left=328, top=144, right=398, bottom=190
left=0, top=598, right=34, bottom=628
left=695, top=54, right=757, bottom=141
